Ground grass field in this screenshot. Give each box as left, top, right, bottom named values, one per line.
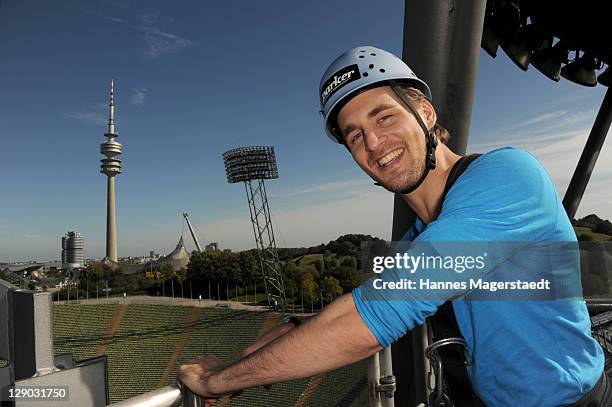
left=52, top=303, right=368, bottom=406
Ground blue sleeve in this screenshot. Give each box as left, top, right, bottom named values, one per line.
left=353, top=148, right=562, bottom=347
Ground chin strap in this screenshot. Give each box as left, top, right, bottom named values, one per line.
left=373, top=81, right=437, bottom=194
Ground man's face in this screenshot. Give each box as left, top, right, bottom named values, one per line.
left=336, top=86, right=429, bottom=193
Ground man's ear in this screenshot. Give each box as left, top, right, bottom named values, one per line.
left=419, top=98, right=437, bottom=130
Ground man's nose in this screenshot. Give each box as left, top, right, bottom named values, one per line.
left=363, top=128, right=385, bottom=152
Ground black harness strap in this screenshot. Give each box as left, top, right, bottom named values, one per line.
left=428, top=153, right=485, bottom=407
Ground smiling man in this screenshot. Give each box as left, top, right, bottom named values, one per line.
left=177, top=46, right=608, bottom=406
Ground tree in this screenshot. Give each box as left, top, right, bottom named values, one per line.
left=299, top=273, right=318, bottom=305
left=324, top=258, right=339, bottom=270
left=340, top=256, right=357, bottom=269
left=320, top=276, right=343, bottom=300
left=313, top=258, right=324, bottom=273
left=328, top=266, right=363, bottom=291
left=594, top=220, right=612, bottom=236
left=160, top=264, right=175, bottom=279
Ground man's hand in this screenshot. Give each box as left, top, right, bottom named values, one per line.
left=177, top=355, right=230, bottom=406
left=178, top=295, right=381, bottom=398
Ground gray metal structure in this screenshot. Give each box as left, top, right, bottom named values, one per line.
left=368, top=347, right=396, bottom=407
left=479, top=0, right=612, bottom=218
left=223, top=146, right=286, bottom=309
left=100, top=80, right=122, bottom=263
left=563, top=88, right=612, bottom=218
left=390, top=1, right=488, bottom=405
left=61, top=231, right=85, bottom=270
left=0, top=280, right=108, bottom=406
left=183, top=213, right=203, bottom=253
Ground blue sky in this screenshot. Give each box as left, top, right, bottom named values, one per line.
left=1, top=0, right=610, bottom=261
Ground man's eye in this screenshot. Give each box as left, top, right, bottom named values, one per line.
left=351, top=132, right=362, bottom=145
left=379, top=114, right=392, bottom=123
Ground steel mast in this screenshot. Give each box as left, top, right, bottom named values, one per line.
left=182, top=213, right=203, bottom=253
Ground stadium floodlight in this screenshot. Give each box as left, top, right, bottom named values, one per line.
left=222, top=146, right=286, bottom=310
left=501, top=37, right=531, bottom=71
left=481, top=1, right=500, bottom=58
left=561, top=52, right=599, bottom=87
left=598, top=67, right=611, bottom=87
left=532, top=41, right=568, bottom=82
left=501, top=24, right=552, bottom=71
left=223, top=146, right=278, bottom=183
left=481, top=25, right=500, bottom=58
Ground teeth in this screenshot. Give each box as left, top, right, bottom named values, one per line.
left=378, top=149, right=403, bottom=167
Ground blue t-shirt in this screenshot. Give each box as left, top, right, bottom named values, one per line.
left=352, top=147, right=604, bottom=406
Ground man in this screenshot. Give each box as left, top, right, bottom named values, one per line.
left=178, top=46, right=607, bottom=406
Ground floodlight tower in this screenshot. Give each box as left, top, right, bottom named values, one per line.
left=100, top=80, right=122, bottom=262
left=223, top=146, right=286, bottom=309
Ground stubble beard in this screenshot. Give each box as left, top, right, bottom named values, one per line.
left=375, top=153, right=425, bottom=194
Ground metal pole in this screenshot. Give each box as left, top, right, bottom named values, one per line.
left=368, top=353, right=382, bottom=407
left=394, top=1, right=487, bottom=405
left=563, top=88, right=612, bottom=219
left=379, top=347, right=396, bottom=407
left=107, top=385, right=183, bottom=407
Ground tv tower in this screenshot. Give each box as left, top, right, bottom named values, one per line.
left=100, top=80, right=122, bottom=262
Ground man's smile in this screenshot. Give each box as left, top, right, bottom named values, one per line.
left=375, top=147, right=404, bottom=168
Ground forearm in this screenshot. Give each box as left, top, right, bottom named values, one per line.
left=208, top=293, right=381, bottom=395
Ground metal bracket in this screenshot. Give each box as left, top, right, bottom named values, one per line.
left=375, top=374, right=397, bottom=398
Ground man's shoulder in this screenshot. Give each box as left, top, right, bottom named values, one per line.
left=446, top=146, right=559, bottom=221
left=458, top=146, right=549, bottom=191
left=471, top=146, right=543, bottom=174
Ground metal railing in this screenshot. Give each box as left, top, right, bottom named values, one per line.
left=108, top=384, right=205, bottom=407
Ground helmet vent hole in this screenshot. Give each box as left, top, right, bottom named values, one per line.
left=369, top=64, right=374, bottom=69
left=358, top=55, right=364, bottom=58
left=379, top=68, right=386, bottom=73
left=370, top=53, right=376, bottom=56
left=363, top=72, right=369, bottom=77
left=359, top=50, right=366, bottom=53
